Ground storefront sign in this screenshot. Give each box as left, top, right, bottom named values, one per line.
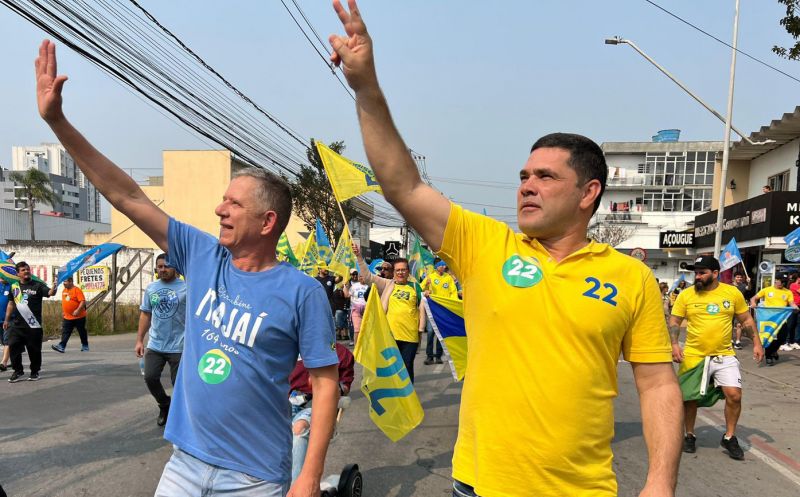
left=659, top=231, right=694, bottom=249
left=786, top=245, right=800, bottom=262
left=694, top=192, right=800, bottom=248
left=78, top=265, right=110, bottom=292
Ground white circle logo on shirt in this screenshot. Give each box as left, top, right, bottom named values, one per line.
left=501, top=255, right=543, bottom=288
left=198, top=349, right=232, bottom=385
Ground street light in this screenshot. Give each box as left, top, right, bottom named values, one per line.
left=603, top=36, right=768, bottom=148
left=606, top=3, right=773, bottom=257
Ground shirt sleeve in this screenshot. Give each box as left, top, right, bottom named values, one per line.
left=167, top=217, right=217, bottom=277
left=297, top=284, right=339, bottom=369
left=755, top=288, right=766, bottom=300
left=75, top=288, right=86, bottom=303
left=437, top=203, right=506, bottom=284
left=671, top=290, right=688, bottom=318
left=622, top=266, right=673, bottom=363
left=140, top=286, right=152, bottom=313
left=733, top=289, right=748, bottom=314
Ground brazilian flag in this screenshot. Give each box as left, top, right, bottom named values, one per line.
left=678, top=356, right=725, bottom=407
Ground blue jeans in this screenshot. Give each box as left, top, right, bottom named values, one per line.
left=425, top=323, right=442, bottom=359
left=156, top=446, right=289, bottom=497
left=396, top=340, right=419, bottom=384
left=290, top=407, right=313, bottom=484
left=453, top=480, right=479, bottom=496
left=335, top=309, right=348, bottom=330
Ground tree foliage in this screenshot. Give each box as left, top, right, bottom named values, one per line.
left=588, top=223, right=638, bottom=248
left=288, top=140, right=358, bottom=244
left=774, top=0, right=800, bottom=60
left=9, top=168, right=59, bottom=241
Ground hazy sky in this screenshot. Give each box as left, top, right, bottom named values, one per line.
left=1, top=0, right=798, bottom=225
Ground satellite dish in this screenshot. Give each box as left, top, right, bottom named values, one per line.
left=758, top=261, right=774, bottom=273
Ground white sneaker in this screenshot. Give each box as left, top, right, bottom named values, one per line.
left=779, top=344, right=792, bottom=351
left=791, top=343, right=800, bottom=350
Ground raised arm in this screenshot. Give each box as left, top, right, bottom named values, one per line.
left=329, top=0, right=450, bottom=251
left=36, top=40, right=168, bottom=251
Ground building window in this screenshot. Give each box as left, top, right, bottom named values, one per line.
left=642, top=188, right=711, bottom=212
left=768, top=170, right=791, bottom=192
left=643, top=151, right=716, bottom=187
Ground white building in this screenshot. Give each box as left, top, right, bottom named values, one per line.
left=694, top=107, right=800, bottom=285
left=596, top=139, right=724, bottom=282
left=11, top=143, right=101, bottom=222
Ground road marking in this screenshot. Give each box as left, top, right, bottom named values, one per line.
left=697, top=412, right=800, bottom=487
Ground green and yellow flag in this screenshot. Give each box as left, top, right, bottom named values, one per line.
left=298, top=234, right=320, bottom=275
left=315, top=141, right=383, bottom=202
left=408, top=235, right=435, bottom=283
left=276, top=232, right=299, bottom=267
left=329, top=229, right=357, bottom=283
left=354, top=285, right=424, bottom=441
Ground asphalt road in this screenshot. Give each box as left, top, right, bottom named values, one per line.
left=2, top=334, right=800, bottom=496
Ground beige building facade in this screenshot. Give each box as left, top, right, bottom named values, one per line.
left=85, top=150, right=309, bottom=249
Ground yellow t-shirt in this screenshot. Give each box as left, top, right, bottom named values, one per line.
left=386, top=282, right=421, bottom=343
left=754, top=286, right=793, bottom=308
left=437, top=204, right=671, bottom=497
left=423, top=272, right=458, bottom=298
left=671, top=283, right=748, bottom=357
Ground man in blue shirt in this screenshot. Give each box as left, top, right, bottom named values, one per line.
left=37, top=41, right=340, bottom=497
left=135, top=253, right=187, bottom=427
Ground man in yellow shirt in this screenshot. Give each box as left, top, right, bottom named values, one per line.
left=422, top=261, right=457, bottom=365
left=330, top=3, right=683, bottom=495
left=669, top=255, right=763, bottom=460
left=750, top=277, right=797, bottom=365
left=357, top=251, right=426, bottom=383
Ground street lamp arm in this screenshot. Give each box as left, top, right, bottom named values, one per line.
left=607, top=37, right=773, bottom=147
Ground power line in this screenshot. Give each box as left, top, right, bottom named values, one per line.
left=278, top=0, right=355, bottom=101
left=643, top=0, right=800, bottom=85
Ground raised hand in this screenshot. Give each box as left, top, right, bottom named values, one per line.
left=35, top=40, right=69, bottom=123
left=329, top=0, right=377, bottom=92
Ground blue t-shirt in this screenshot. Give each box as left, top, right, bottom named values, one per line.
left=164, top=218, right=338, bottom=483
left=140, top=278, right=187, bottom=353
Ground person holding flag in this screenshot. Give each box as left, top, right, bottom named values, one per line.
left=3, top=261, right=54, bottom=382
left=50, top=276, right=89, bottom=353
left=421, top=261, right=457, bottom=365
left=330, top=2, right=682, bottom=494
left=669, top=256, right=763, bottom=460
left=750, top=276, right=797, bottom=365
left=354, top=246, right=426, bottom=383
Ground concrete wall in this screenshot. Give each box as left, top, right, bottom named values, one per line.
left=711, top=159, right=750, bottom=209
left=0, top=243, right=157, bottom=305
left=749, top=138, right=799, bottom=194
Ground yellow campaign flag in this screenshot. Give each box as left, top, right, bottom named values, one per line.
left=315, top=141, right=383, bottom=202
left=328, top=229, right=357, bottom=283
left=298, top=234, right=320, bottom=275
left=354, top=285, right=424, bottom=442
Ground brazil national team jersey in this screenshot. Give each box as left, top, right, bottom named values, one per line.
left=671, top=283, right=748, bottom=358
left=437, top=204, right=671, bottom=497
left=386, top=282, right=421, bottom=343
left=754, top=286, right=793, bottom=308
left=423, top=272, right=458, bottom=298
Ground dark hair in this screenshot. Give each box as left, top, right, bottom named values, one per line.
left=15, top=261, right=29, bottom=270
left=530, top=132, right=607, bottom=214
left=392, top=257, right=409, bottom=269
left=232, top=167, right=293, bottom=234
left=156, top=253, right=168, bottom=263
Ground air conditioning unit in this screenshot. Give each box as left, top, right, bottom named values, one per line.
left=678, top=260, right=693, bottom=272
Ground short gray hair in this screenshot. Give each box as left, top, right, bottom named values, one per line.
left=232, top=167, right=293, bottom=233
